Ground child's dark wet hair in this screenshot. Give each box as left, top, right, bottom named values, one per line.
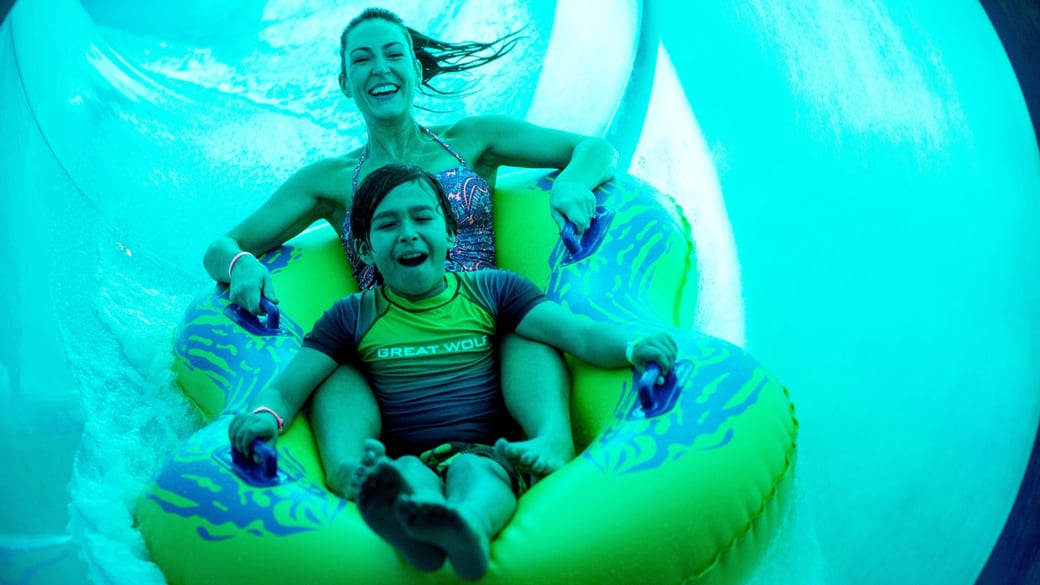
left=349, top=163, right=458, bottom=253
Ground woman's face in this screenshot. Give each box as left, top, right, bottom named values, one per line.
left=343, top=18, right=421, bottom=120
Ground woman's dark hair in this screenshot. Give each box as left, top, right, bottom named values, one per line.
left=339, top=7, right=523, bottom=97
left=350, top=163, right=458, bottom=253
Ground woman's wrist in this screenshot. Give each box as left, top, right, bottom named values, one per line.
left=228, top=251, right=255, bottom=281
left=559, top=138, right=617, bottom=186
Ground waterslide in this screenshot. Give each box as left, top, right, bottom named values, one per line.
left=2, top=0, right=1038, bottom=583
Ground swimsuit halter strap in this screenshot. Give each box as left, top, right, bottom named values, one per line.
left=352, top=143, right=368, bottom=195
left=419, top=126, right=469, bottom=167
left=352, top=126, right=469, bottom=194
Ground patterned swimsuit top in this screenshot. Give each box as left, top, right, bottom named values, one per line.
left=343, top=126, right=497, bottom=289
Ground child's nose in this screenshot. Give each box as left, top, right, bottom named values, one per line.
left=398, top=221, right=419, bottom=241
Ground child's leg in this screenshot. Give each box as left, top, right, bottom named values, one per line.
left=310, top=364, right=381, bottom=500
left=497, top=333, right=575, bottom=475
left=395, top=453, right=517, bottom=581
left=356, top=439, right=447, bottom=572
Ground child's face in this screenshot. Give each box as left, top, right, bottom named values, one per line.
left=359, top=179, right=456, bottom=300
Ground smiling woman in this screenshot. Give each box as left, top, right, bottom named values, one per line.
left=0, top=1, right=647, bottom=584
left=339, top=8, right=523, bottom=104
left=202, top=6, right=622, bottom=514
left=339, top=16, right=428, bottom=120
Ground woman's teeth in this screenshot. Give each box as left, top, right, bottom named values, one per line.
left=370, top=84, right=398, bottom=96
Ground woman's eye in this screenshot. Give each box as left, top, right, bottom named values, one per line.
left=352, top=57, right=369, bottom=64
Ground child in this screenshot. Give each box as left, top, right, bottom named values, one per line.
left=229, top=164, right=678, bottom=581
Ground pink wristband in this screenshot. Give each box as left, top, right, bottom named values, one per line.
left=228, top=251, right=254, bottom=281
left=625, top=340, right=638, bottom=365
left=252, top=406, right=284, bottom=433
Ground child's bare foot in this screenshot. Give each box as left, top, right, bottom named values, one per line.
left=394, top=497, right=490, bottom=582
left=326, top=458, right=362, bottom=501
left=494, top=436, right=573, bottom=478
left=355, top=440, right=445, bottom=572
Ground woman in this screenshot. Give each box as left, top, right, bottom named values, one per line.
left=204, top=7, right=618, bottom=499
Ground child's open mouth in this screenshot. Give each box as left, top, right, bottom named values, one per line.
left=398, top=252, right=428, bottom=267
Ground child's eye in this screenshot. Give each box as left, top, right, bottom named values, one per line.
left=375, top=222, right=396, bottom=230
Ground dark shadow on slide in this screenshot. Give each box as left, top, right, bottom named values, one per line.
left=975, top=2, right=1040, bottom=582
left=2, top=0, right=15, bottom=25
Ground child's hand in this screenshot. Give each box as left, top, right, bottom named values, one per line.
left=630, top=332, right=679, bottom=378
left=229, top=411, right=279, bottom=456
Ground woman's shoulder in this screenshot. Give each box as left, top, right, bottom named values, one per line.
left=436, top=116, right=520, bottom=175
left=302, top=153, right=359, bottom=177
left=288, top=155, right=359, bottom=201
left=439, top=115, right=519, bottom=141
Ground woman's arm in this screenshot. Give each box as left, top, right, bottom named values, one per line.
left=514, top=301, right=677, bottom=375
left=228, top=347, right=340, bottom=456
left=456, top=115, right=619, bottom=233
left=203, top=159, right=348, bottom=314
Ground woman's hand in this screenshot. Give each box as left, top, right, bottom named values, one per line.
left=229, top=411, right=279, bottom=456
left=630, top=332, right=680, bottom=378
left=549, top=180, right=597, bottom=235
left=228, top=254, right=279, bottom=315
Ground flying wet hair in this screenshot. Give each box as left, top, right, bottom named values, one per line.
left=350, top=163, right=459, bottom=255
left=339, top=7, right=523, bottom=98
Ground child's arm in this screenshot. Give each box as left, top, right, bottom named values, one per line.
left=228, top=347, right=339, bottom=455
left=514, top=302, right=678, bottom=375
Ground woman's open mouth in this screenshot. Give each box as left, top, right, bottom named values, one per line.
left=369, top=83, right=399, bottom=97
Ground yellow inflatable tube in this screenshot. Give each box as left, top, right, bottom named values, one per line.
left=135, top=171, right=798, bottom=584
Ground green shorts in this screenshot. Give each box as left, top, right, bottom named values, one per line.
left=419, top=442, right=531, bottom=497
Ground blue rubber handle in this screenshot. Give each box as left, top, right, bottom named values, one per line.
left=634, top=361, right=687, bottom=418
left=259, top=296, right=280, bottom=330
left=561, top=222, right=583, bottom=255
left=230, top=438, right=279, bottom=486
left=223, top=295, right=282, bottom=336
left=560, top=206, right=615, bottom=264
left=637, top=363, right=664, bottom=412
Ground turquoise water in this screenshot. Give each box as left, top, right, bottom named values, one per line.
left=2, top=0, right=1038, bottom=583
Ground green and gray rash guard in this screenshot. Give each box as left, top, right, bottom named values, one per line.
left=303, top=270, right=547, bottom=456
